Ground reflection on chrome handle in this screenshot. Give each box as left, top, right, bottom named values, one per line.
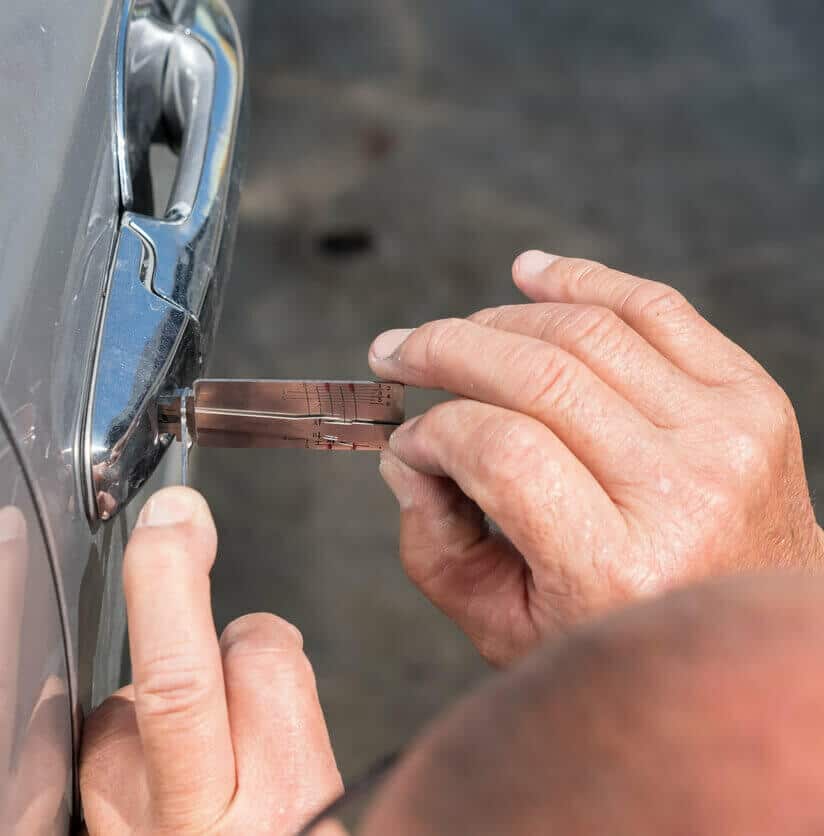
left=83, top=0, right=243, bottom=523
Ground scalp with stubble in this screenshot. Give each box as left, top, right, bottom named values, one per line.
left=363, top=573, right=824, bottom=835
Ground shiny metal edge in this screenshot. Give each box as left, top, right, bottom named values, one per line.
left=80, top=226, right=119, bottom=526
left=84, top=0, right=243, bottom=523
left=131, top=1, right=243, bottom=313
left=80, top=225, right=156, bottom=525
left=115, top=0, right=135, bottom=209
left=82, top=224, right=194, bottom=523
left=76, top=0, right=139, bottom=525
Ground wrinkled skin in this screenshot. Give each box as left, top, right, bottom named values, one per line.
left=80, top=489, right=342, bottom=836
left=80, top=493, right=824, bottom=834
left=82, top=252, right=824, bottom=833
left=371, top=252, right=824, bottom=664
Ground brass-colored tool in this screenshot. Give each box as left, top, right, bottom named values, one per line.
left=158, top=379, right=405, bottom=481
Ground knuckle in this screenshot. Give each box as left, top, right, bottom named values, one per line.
left=733, top=371, right=797, bottom=424
left=722, top=381, right=798, bottom=470
left=137, top=650, right=214, bottom=721
left=760, top=383, right=797, bottom=433
left=562, top=305, right=623, bottom=354
left=524, top=347, right=579, bottom=415
left=722, top=430, right=772, bottom=482
left=468, top=306, right=503, bottom=328
left=475, top=414, right=547, bottom=489
left=417, top=399, right=462, bottom=449
left=427, top=395, right=469, bottom=427
left=558, top=257, right=611, bottom=289
left=412, top=318, right=466, bottom=374
left=624, top=281, right=690, bottom=323
left=682, top=430, right=772, bottom=522
left=532, top=305, right=562, bottom=340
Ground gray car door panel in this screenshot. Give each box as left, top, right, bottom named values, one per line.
left=1, top=1, right=247, bottom=829
left=0, top=0, right=123, bottom=712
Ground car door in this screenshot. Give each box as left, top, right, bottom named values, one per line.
left=0, top=1, right=245, bottom=829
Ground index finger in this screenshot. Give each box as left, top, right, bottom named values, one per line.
left=123, top=487, right=235, bottom=831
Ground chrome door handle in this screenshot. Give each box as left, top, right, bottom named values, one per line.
left=83, top=0, right=243, bottom=523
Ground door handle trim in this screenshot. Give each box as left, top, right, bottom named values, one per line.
left=129, top=2, right=242, bottom=317
left=83, top=0, right=243, bottom=523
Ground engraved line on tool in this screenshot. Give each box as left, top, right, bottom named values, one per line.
left=193, top=406, right=401, bottom=425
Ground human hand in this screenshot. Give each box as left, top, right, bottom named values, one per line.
left=370, top=252, right=824, bottom=665
left=80, top=487, right=342, bottom=834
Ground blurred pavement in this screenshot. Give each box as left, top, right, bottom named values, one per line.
left=201, top=0, right=824, bottom=781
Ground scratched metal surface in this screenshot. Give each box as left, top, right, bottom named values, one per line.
left=198, top=0, right=824, bottom=781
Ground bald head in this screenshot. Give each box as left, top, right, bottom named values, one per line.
left=363, top=573, right=824, bottom=835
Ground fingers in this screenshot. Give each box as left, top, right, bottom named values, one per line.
left=512, top=251, right=758, bottom=385
left=370, top=318, right=657, bottom=490
left=469, top=303, right=702, bottom=426
left=123, top=487, right=235, bottom=831
left=80, top=689, right=147, bottom=833
left=387, top=401, right=625, bottom=617
left=219, top=614, right=342, bottom=832
left=380, top=451, right=539, bottom=665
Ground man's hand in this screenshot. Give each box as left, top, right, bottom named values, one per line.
left=370, top=251, right=824, bottom=666
left=80, top=487, right=342, bottom=835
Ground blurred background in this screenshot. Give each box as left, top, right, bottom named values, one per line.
left=199, top=0, right=824, bottom=782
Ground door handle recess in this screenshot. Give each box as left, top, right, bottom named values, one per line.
left=82, top=0, right=243, bottom=523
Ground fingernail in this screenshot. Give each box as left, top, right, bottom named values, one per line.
left=0, top=507, right=25, bottom=544
left=136, top=490, right=199, bottom=528
left=513, top=250, right=559, bottom=282
left=221, top=613, right=304, bottom=651
left=371, top=328, right=414, bottom=360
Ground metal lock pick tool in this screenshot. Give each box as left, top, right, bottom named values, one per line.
left=157, top=379, right=405, bottom=483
